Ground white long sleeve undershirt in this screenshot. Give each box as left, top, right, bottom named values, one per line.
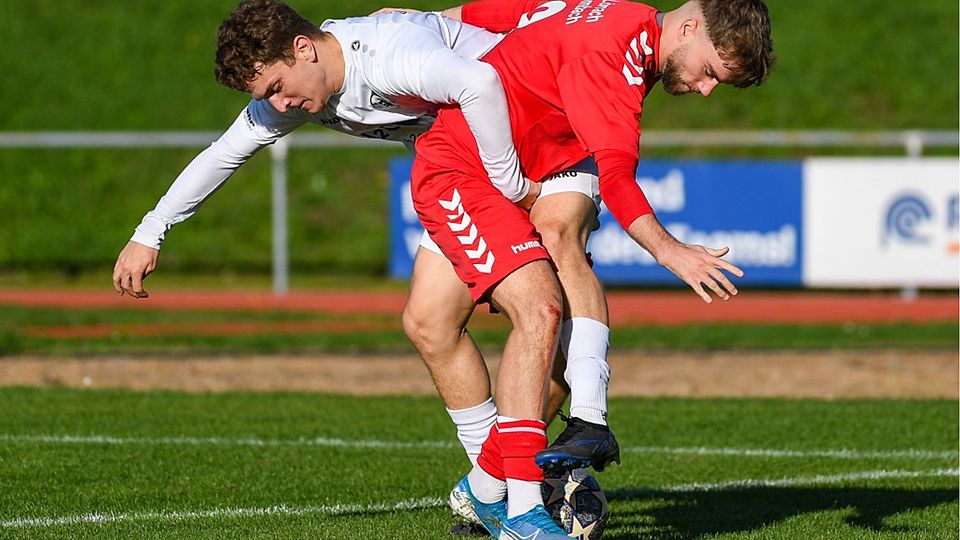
left=131, top=12, right=526, bottom=250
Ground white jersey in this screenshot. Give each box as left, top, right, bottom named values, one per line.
left=132, top=12, right=521, bottom=250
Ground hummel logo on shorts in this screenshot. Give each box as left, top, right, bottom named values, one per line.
left=439, top=189, right=496, bottom=274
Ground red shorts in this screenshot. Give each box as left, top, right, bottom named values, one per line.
left=411, top=157, right=550, bottom=303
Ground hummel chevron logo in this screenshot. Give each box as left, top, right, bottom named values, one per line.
left=437, top=189, right=496, bottom=275
left=438, top=189, right=461, bottom=211
left=622, top=31, right=653, bottom=87
left=635, top=31, right=654, bottom=55
left=446, top=203, right=465, bottom=220
left=448, top=212, right=472, bottom=233
left=465, top=237, right=488, bottom=259
left=473, top=251, right=495, bottom=274
left=457, top=224, right=478, bottom=245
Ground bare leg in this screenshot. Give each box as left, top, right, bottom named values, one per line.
left=486, top=259, right=563, bottom=518
left=404, top=245, right=571, bottom=424
left=531, top=192, right=608, bottom=421
left=528, top=190, right=620, bottom=474
left=403, top=247, right=489, bottom=410
left=487, top=260, right=564, bottom=421
left=530, top=192, right=608, bottom=326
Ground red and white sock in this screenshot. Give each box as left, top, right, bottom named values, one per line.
left=497, top=416, right=547, bottom=518
left=469, top=422, right=506, bottom=503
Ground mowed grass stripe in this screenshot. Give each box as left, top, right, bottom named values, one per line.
left=624, top=446, right=958, bottom=460
left=1, top=433, right=955, bottom=460
left=3, top=469, right=955, bottom=530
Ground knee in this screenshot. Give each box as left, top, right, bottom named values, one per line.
left=538, top=222, right=587, bottom=270
left=402, top=304, right=459, bottom=359
left=401, top=304, right=431, bottom=350
left=515, top=296, right=563, bottom=338
left=538, top=221, right=569, bottom=255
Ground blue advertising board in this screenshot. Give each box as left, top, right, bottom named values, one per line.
left=388, top=158, right=803, bottom=286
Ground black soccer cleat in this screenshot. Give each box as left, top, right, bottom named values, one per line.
left=535, top=412, right=621, bottom=475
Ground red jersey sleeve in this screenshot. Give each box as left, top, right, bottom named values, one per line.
left=594, top=149, right=653, bottom=230
left=556, top=51, right=647, bottom=155
left=460, top=0, right=545, bottom=33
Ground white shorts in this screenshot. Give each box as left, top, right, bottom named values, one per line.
left=419, top=158, right=600, bottom=254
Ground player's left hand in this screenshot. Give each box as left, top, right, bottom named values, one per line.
left=657, top=243, right=743, bottom=304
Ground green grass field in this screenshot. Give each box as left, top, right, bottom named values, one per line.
left=2, top=303, right=956, bottom=356
left=0, top=389, right=955, bottom=539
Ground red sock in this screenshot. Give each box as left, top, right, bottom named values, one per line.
left=498, top=419, right=547, bottom=482
left=476, top=422, right=505, bottom=480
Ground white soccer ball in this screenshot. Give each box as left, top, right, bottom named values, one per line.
left=541, top=468, right=609, bottom=540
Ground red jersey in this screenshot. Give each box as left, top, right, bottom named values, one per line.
left=415, top=0, right=662, bottom=228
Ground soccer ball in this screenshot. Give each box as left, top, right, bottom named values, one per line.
left=541, top=468, right=609, bottom=540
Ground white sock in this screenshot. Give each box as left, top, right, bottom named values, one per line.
left=506, top=479, right=542, bottom=518
left=467, top=464, right=506, bottom=504
left=561, top=318, right=611, bottom=426
left=446, top=398, right=498, bottom=466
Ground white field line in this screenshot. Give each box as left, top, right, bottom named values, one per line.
left=0, top=497, right=446, bottom=529
left=624, top=445, right=959, bottom=460
left=1, top=433, right=956, bottom=461
left=621, top=468, right=960, bottom=496
left=0, top=434, right=457, bottom=450
left=2, top=469, right=956, bottom=530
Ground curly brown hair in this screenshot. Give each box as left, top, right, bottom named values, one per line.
left=697, top=0, right=775, bottom=88
left=214, top=0, right=324, bottom=92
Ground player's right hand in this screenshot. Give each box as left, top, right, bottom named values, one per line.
left=112, top=241, right=159, bottom=299
left=516, top=180, right=541, bottom=210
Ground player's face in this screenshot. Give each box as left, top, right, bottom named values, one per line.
left=248, top=42, right=332, bottom=114
left=661, top=38, right=732, bottom=97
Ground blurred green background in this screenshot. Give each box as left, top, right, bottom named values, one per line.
left=2, top=0, right=958, bottom=282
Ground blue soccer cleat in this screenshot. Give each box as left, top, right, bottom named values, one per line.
left=498, top=505, right=570, bottom=540
left=449, top=475, right=508, bottom=537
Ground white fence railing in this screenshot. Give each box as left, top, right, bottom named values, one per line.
left=3, top=130, right=957, bottom=293
left=1, top=129, right=958, bottom=153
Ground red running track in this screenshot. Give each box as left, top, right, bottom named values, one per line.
left=1, top=289, right=956, bottom=325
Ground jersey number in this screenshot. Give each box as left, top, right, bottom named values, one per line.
left=517, top=1, right=566, bottom=28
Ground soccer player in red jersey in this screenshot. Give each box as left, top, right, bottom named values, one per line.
left=409, top=1, right=774, bottom=537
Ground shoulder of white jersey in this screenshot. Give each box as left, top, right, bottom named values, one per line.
left=323, top=12, right=454, bottom=49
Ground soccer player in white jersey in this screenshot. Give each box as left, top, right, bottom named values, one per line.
left=112, top=0, right=619, bottom=504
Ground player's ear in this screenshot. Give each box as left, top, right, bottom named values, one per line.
left=678, top=17, right=700, bottom=42
left=293, top=35, right=318, bottom=62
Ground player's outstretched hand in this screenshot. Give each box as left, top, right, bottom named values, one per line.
left=657, top=242, right=743, bottom=304
left=112, top=241, right=159, bottom=299
left=369, top=7, right=422, bottom=15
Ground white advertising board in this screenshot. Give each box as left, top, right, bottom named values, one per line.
left=803, top=158, right=959, bottom=287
